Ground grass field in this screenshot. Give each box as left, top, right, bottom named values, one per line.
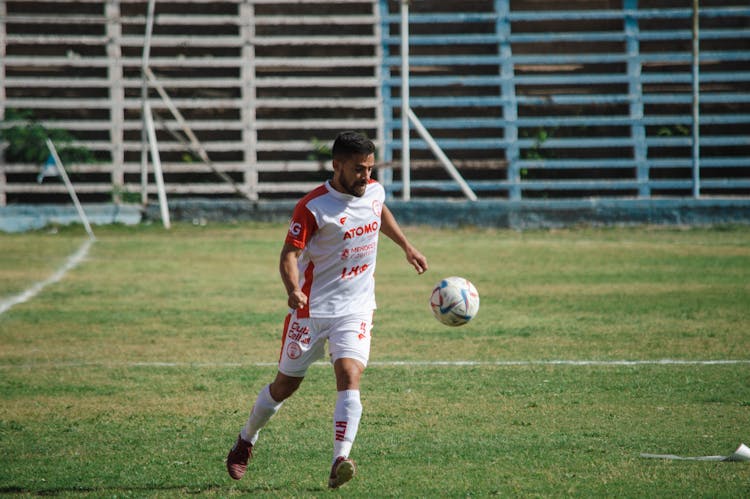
left=1, top=222, right=749, bottom=497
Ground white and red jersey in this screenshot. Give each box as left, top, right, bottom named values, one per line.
left=285, top=179, right=385, bottom=318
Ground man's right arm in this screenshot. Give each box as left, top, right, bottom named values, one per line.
left=279, top=243, right=307, bottom=309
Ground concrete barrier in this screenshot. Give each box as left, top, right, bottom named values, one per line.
left=0, top=203, right=142, bottom=233
left=3, top=198, right=748, bottom=233
left=145, top=198, right=750, bottom=230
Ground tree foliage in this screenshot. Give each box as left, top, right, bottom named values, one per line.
left=0, top=109, right=95, bottom=164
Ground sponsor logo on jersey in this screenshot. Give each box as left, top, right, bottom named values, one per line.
left=358, top=321, right=369, bottom=340
left=351, top=242, right=376, bottom=254
left=372, top=200, right=382, bottom=217
left=339, top=216, right=347, bottom=225
left=340, top=242, right=377, bottom=261
left=341, top=263, right=369, bottom=280
left=342, top=220, right=379, bottom=240
left=289, top=221, right=302, bottom=236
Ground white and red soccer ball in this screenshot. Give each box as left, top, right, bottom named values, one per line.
left=429, top=276, right=480, bottom=326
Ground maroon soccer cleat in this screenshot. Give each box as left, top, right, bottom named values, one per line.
left=226, top=434, right=253, bottom=480
left=328, top=456, right=356, bottom=489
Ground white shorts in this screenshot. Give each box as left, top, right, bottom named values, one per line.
left=277, top=310, right=374, bottom=378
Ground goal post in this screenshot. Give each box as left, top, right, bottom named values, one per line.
left=140, top=0, right=171, bottom=229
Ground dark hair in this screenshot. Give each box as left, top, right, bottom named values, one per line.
left=332, top=131, right=375, bottom=159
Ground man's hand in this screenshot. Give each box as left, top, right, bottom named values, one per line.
left=405, top=245, right=428, bottom=275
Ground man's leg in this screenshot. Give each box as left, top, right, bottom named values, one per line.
left=243, top=372, right=303, bottom=443
left=332, top=358, right=364, bottom=460
left=228, top=310, right=323, bottom=481
left=327, top=313, right=372, bottom=488
left=227, top=372, right=303, bottom=480
left=329, top=357, right=364, bottom=488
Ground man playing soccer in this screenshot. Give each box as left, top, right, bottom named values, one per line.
left=226, top=131, right=428, bottom=488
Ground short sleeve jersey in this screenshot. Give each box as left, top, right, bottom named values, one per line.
left=284, top=179, right=385, bottom=318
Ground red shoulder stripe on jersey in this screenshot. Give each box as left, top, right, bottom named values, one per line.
left=285, top=184, right=327, bottom=248
left=299, top=183, right=329, bottom=204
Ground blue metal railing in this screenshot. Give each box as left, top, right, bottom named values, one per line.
left=379, top=0, right=750, bottom=200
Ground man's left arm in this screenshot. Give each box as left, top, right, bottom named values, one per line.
left=379, top=204, right=428, bottom=274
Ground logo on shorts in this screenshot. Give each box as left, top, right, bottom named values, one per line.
left=287, top=321, right=310, bottom=343
left=358, top=321, right=369, bottom=340
left=286, top=342, right=302, bottom=360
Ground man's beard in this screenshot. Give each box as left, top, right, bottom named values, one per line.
left=346, top=181, right=367, bottom=197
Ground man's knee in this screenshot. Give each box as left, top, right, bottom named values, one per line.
left=269, top=372, right=303, bottom=402
left=334, top=358, right=365, bottom=391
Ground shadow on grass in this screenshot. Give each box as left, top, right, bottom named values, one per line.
left=1, top=482, right=330, bottom=495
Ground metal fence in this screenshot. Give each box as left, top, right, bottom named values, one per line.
left=379, top=0, right=750, bottom=201
left=1, top=0, right=749, bottom=205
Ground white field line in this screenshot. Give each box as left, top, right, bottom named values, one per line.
left=0, top=359, right=749, bottom=370
left=0, top=238, right=94, bottom=316
left=0, top=240, right=747, bottom=370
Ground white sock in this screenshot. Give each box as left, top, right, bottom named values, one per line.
left=240, top=384, right=283, bottom=445
left=332, top=389, right=362, bottom=463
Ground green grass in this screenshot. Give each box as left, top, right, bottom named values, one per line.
left=1, top=223, right=749, bottom=497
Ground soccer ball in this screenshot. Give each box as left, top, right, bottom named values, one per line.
left=429, top=276, right=480, bottom=326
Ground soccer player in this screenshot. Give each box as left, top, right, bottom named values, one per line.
left=226, top=131, right=428, bottom=488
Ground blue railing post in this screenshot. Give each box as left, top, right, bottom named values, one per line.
left=400, top=0, right=411, bottom=201
left=624, top=0, right=650, bottom=198
left=691, top=0, right=701, bottom=198
left=496, top=0, right=521, bottom=201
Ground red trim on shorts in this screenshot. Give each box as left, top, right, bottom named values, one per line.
left=278, top=313, right=292, bottom=363
left=297, top=261, right=315, bottom=319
